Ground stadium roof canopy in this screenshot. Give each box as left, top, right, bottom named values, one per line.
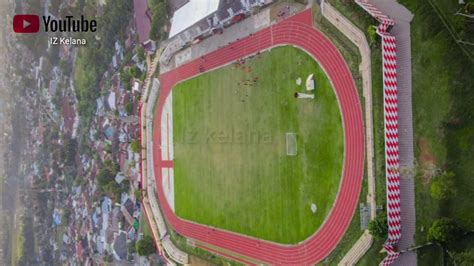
left=169, top=0, right=220, bottom=38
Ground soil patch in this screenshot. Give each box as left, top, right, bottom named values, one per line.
left=419, top=138, right=438, bottom=184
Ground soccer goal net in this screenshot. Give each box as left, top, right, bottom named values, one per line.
left=286, top=133, right=297, bottom=156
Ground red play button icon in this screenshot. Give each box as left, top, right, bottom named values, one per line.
left=13, top=14, right=40, bottom=33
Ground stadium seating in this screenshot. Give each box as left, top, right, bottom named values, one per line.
left=355, top=1, right=402, bottom=265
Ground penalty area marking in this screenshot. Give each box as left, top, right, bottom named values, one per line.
left=161, top=91, right=175, bottom=212
left=286, top=132, right=297, bottom=156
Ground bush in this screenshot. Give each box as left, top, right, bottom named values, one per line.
left=367, top=25, right=377, bottom=46
left=368, top=214, right=388, bottom=239
left=430, top=171, right=457, bottom=200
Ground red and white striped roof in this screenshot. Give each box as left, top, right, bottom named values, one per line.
left=355, top=1, right=402, bottom=265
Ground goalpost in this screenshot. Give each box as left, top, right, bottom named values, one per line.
left=286, top=133, right=297, bottom=156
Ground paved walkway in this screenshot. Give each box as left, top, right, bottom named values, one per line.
left=320, top=1, right=376, bottom=265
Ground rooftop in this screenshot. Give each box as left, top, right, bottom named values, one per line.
left=169, top=0, right=220, bottom=38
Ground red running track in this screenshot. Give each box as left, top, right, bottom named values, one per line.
left=153, top=10, right=365, bottom=264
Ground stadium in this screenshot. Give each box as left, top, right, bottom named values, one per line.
left=149, top=10, right=365, bottom=264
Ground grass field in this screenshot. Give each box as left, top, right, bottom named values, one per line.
left=172, top=46, right=344, bottom=244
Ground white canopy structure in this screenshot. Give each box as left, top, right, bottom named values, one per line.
left=306, top=73, right=315, bottom=91
left=169, top=0, right=220, bottom=38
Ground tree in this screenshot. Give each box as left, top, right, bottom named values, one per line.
left=103, top=160, right=120, bottom=173
left=103, top=182, right=123, bottom=201
left=136, top=235, right=156, bottom=256
left=62, top=138, right=78, bottom=166
left=128, top=65, right=142, bottom=79
left=368, top=214, right=388, bottom=238
left=149, top=0, right=169, bottom=40
left=104, top=143, right=112, bottom=154
left=97, top=160, right=119, bottom=187
left=128, top=241, right=137, bottom=254
left=121, top=68, right=132, bottom=90
left=97, top=160, right=126, bottom=199
left=136, top=46, right=146, bottom=62
left=130, top=139, right=141, bottom=153
left=453, top=247, right=474, bottom=265
left=125, top=102, right=133, bottom=115
left=59, top=59, right=72, bottom=75
left=134, top=189, right=142, bottom=200
left=428, top=218, right=460, bottom=246
left=63, top=208, right=72, bottom=224
left=430, top=171, right=457, bottom=200
left=97, top=168, right=114, bottom=187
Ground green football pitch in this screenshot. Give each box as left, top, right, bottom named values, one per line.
left=172, top=46, right=344, bottom=244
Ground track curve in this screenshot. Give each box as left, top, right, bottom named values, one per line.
left=153, top=10, right=365, bottom=264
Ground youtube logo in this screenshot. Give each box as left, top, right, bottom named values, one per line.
left=13, top=14, right=40, bottom=33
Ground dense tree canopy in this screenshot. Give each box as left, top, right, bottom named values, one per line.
left=74, top=0, right=133, bottom=121
left=149, top=0, right=169, bottom=40
left=428, top=218, right=460, bottom=246
left=136, top=235, right=156, bottom=256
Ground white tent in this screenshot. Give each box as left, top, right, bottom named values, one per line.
left=306, top=73, right=315, bottom=91
left=169, top=0, right=220, bottom=38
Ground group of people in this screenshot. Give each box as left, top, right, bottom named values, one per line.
left=238, top=77, right=259, bottom=87
left=232, top=56, right=264, bottom=103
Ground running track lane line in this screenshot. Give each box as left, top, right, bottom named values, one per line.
left=153, top=9, right=365, bottom=265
